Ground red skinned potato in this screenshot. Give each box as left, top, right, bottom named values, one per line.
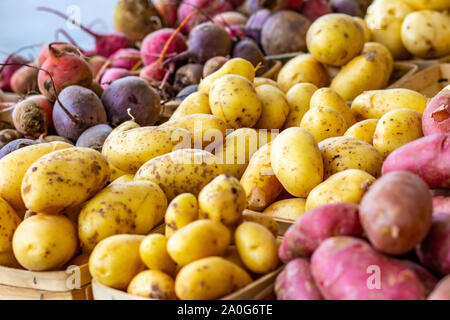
left=311, top=236, right=426, bottom=300
left=433, top=196, right=450, bottom=215
left=417, top=213, right=450, bottom=276
left=382, top=134, right=450, bottom=188
left=279, top=202, right=362, bottom=262
left=401, top=260, right=438, bottom=295
left=428, top=275, right=450, bottom=300
left=360, top=171, right=433, bottom=255
left=275, top=258, right=324, bottom=300
left=422, top=85, right=450, bottom=136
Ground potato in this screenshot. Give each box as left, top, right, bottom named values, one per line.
left=175, top=257, right=252, bottom=300
left=223, top=246, right=246, bottom=270
left=127, top=270, right=176, bottom=300
left=108, top=162, right=129, bottom=182
left=22, top=148, right=110, bottom=215
left=279, top=203, right=362, bottom=262
left=311, top=237, right=426, bottom=300
left=209, top=75, right=262, bottom=129
left=78, top=180, right=167, bottom=252
left=110, top=174, right=134, bottom=184
left=262, top=198, right=306, bottom=221
left=330, top=42, right=394, bottom=101
left=135, top=149, right=223, bottom=200
left=319, top=136, right=383, bottom=178
left=242, top=209, right=279, bottom=237
left=0, top=142, right=72, bottom=212
left=13, top=214, right=78, bottom=271
left=89, top=234, right=145, bottom=290
left=306, top=13, right=365, bottom=66
left=102, top=120, right=140, bottom=156
left=235, top=221, right=279, bottom=274
left=360, top=171, right=432, bottom=255
left=102, top=126, right=191, bottom=174
left=276, top=54, right=329, bottom=93
left=170, top=92, right=211, bottom=120
left=198, top=58, right=255, bottom=95
left=300, top=106, right=348, bottom=143
left=139, top=234, right=176, bottom=276
left=165, top=193, right=198, bottom=238
left=351, top=89, right=428, bottom=121
left=306, top=169, right=376, bottom=210
left=254, top=85, right=290, bottom=130
left=365, top=0, right=413, bottom=59
left=402, top=260, right=438, bottom=296
left=404, top=0, right=450, bottom=10
left=0, top=197, right=21, bottom=267
left=271, top=127, right=323, bottom=198
left=198, top=174, right=246, bottom=227
left=422, top=85, right=450, bottom=136
left=373, top=108, right=423, bottom=158
left=284, top=83, right=318, bottom=128
left=240, top=143, right=283, bottom=211
left=353, top=17, right=371, bottom=42
left=253, top=77, right=283, bottom=91
left=344, top=119, right=378, bottom=144
left=428, top=275, right=450, bottom=300
left=167, top=219, right=230, bottom=266
left=401, top=10, right=450, bottom=59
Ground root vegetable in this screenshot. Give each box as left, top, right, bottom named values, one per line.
left=100, top=68, right=133, bottom=90
left=12, top=98, right=47, bottom=137
left=173, top=64, right=203, bottom=91
left=140, top=28, right=188, bottom=66
left=10, top=65, right=38, bottom=95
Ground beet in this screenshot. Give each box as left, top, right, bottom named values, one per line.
left=109, top=48, right=141, bottom=70
left=232, top=38, right=267, bottom=75
left=101, top=76, right=161, bottom=126
left=245, top=9, right=272, bottom=44
left=12, top=98, right=47, bottom=137
left=89, top=81, right=104, bottom=98
left=88, top=56, right=108, bottom=78
left=203, top=56, right=229, bottom=77
left=213, top=11, right=248, bottom=27
left=53, top=85, right=107, bottom=141
left=154, top=0, right=179, bottom=28
left=10, top=65, right=38, bottom=94
left=38, top=135, right=73, bottom=144
left=247, top=0, right=289, bottom=13
left=100, top=68, right=133, bottom=89
left=300, top=0, right=332, bottom=22
left=37, top=42, right=80, bottom=66
left=176, top=84, right=199, bottom=100
left=0, top=129, right=22, bottom=149
left=26, top=95, right=53, bottom=130
left=330, top=0, right=363, bottom=17
left=76, top=124, right=112, bottom=152
left=174, top=64, right=203, bottom=91
left=140, top=28, right=188, bottom=66
left=0, top=139, right=38, bottom=158
left=139, top=63, right=167, bottom=83
left=0, top=55, right=27, bottom=92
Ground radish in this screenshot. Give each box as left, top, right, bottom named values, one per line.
left=36, top=7, right=131, bottom=58
left=100, top=68, right=133, bottom=90
left=177, top=0, right=233, bottom=33
left=140, top=28, right=188, bottom=66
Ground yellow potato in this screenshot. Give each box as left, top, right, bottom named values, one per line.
left=198, top=58, right=255, bottom=95
left=135, top=149, right=223, bottom=200
left=198, top=174, right=246, bottom=227
left=102, top=120, right=140, bottom=157
left=110, top=174, right=135, bottom=184
left=0, top=142, right=72, bottom=212
left=353, top=17, right=371, bottom=42
left=209, top=75, right=262, bottom=129
left=78, top=180, right=167, bottom=252
left=284, top=83, right=318, bottom=128
left=307, top=13, right=365, bottom=66
left=223, top=246, right=246, bottom=270
left=262, top=198, right=306, bottom=221
left=240, top=143, right=283, bottom=211
left=170, top=92, right=211, bottom=120
left=271, top=127, right=323, bottom=198
left=351, top=89, right=428, bottom=121
left=165, top=193, right=198, bottom=238
left=305, top=169, right=376, bottom=210
left=128, top=270, right=176, bottom=300
left=235, top=222, right=279, bottom=274
left=12, top=214, right=78, bottom=271
left=309, top=87, right=356, bottom=126
left=373, top=108, right=423, bottom=157
left=277, top=54, right=329, bottom=92
left=22, top=148, right=110, bottom=215
left=0, top=197, right=21, bottom=267
left=319, top=136, right=383, bottom=179
left=103, top=126, right=191, bottom=174
left=300, top=106, right=348, bottom=142
left=365, top=0, right=413, bottom=59
left=89, top=234, right=145, bottom=290
left=167, top=219, right=230, bottom=266
left=242, top=210, right=279, bottom=237
left=108, top=162, right=129, bottom=182
left=253, top=77, right=284, bottom=91
left=330, top=42, right=394, bottom=101
left=404, top=0, right=450, bottom=9
left=401, top=10, right=450, bottom=59
left=175, top=256, right=252, bottom=300
left=344, top=119, right=379, bottom=145
left=139, top=234, right=176, bottom=275
left=254, top=85, right=290, bottom=130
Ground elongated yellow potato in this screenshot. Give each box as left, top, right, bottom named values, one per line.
left=0, top=197, right=21, bottom=267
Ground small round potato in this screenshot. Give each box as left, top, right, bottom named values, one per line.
left=13, top=214, right=78, bottom=271
left=198, top=174, right=246, bottom=227
left=235, top=222, right=279, bottom=274
left=165, top=193, right=198, bottom=238
left=127, top=270, right=176, bottom=300
left=373, top=108, right=423, bottom=158
left=139, top=234, right=176, bottom=275
left=300, top=106, right=348, bottom=143
left=344, top=119, right=379, bottom=145
left=284, top=83, right=318, bottom=128
left=170, top=92, right=211, bottom=119
left=0, top=197, right=21, bottom=267
left=262, top=198, right=307, bottom=221
left=254, top=85, right=290, bottom=130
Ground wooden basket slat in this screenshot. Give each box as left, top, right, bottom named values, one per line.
left=0, top=283, right=92, bottom=300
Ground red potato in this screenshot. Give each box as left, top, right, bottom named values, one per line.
left=100, top=68, right=133, bottom=90
left=422, top=85, right=450, bottom=136
left=382, top=134, right=450, bottom=188
left=433, top=196, right=450, bottom=215
left=275, top=258, right=324, bottom=300
left=279, top=203, right=363, bottom=262
left=360, top=171, right=433, bottom=255
left=311, top=236, right=426, bottom=300
left=428, top=275, right=450, bottom=300
left=417, top=213, right=450, bottom=276
left=401, top=260, right=438, bottom=295
left=301, top=0, right=332, bottom=22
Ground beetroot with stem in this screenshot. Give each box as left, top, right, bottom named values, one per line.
left=37, top=42, right=80, bottom=66
left=12, top=98, right=47, bottom=137
left=139, top=63, right=167, bottom=83
left=36, top=6, right=131, bottom=58
left=154, top=0, right=180, bottom=28
left=27, top=95, right=53, bottom=131
left=100, top=68, right=133, bottom=90
left=140, top=28, right=188, bottom=66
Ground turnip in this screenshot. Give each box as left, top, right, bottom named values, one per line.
left=76, top=124, right=112, bottom=152
left=174, top=63, right=203, bottom=91
left=10, top=65, right=38, bottom=95
left=140, top=28, right=188, bottom=66
left=109, top=48, right=141, bottom=70
left=244, top=9, right=272, bottom=44
left=154, top=0, right=179, bottom=28
left=300, top=0, right=332, bottom=22
left=37, top=7, right=132, bottom=58
left=100, top=68, right=133, bottom=90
